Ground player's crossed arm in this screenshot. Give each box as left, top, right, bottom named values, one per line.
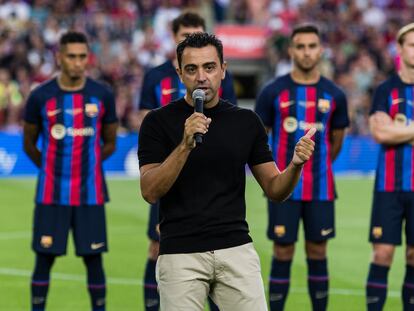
left=252, top=128, right=316, bottom=202
left=369, top=111, right=414, bottom=145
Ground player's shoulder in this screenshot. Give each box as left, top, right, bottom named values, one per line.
left=319, top=76, right=346, bottom=98
left=260, top=74, right=291, bottom=93
left=144, top=60, right=175, bottom=80
left=376, top=74, right=400, bottom=91
left=30, top=78, right=59, bottom=97
left=86, top=78, right=114, bottom=95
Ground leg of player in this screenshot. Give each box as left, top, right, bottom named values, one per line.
left=144, top=239, right=160, bottom=310
left=207, top=296, right=220, bottom=311
left=31, top=253, right=56, bottom=311
left=83, top=254, right=106, bottom=311
left=366, top=243, right=394, bottom=311
left=402, top=245, right=414, bottom=309
left=305, top=241, right=328, bottom=311
left=269, top=243, right=295, bottom=311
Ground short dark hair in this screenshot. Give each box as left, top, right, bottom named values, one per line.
left=176, top=32, right=223, bottom=68
left=59, top=31, right=89, bottom=49
left=290, top=24, right=320, bottom=41
left=172, top=12, right=206, bottom=35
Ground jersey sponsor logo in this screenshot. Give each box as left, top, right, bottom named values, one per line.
left=280, top=100, right=294, bottom=108
left=91, top=242, right=105, bottom=250
left=394, top=113, right=408, bottom=126
left=47, top=108, right=62, bottom=117
left=321, top=228, right=333, bottom=236
left=372, top=226, right=382, bottom=239
left=51, top=124, right=66, bottom=140
left=274, top=225, right=286, bottom=237
left=299, top=121, right=324, bottom=131
left=40, top=235, right=53, bottom=248
left=318, top=99, right=331, bottom=113
left=85, top=103, right=99, bottom=118
left=50, top=124, right=95, bottom=140
left=161, top=88, right=177, bottom=96
left=392, top=98, right=405, bottom=105
left=283, top=117, right=298, bottom=133
left=65, top=108, right=83, bottom=116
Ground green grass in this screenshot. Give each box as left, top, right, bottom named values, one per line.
left=0, top=177, right=405, bottom=310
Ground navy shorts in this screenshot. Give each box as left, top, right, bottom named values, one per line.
left=147, top=202, right=160, bottom=241
left=267, top=200, right=335, bottom=243
left=369, top=192, right=414, bottom=245
left=32, top=204, right=108, bottom=256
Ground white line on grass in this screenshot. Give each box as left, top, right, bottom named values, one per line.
left=0, top=231, right=30, bottom=240
left=0, top=267, right=400, bottom=297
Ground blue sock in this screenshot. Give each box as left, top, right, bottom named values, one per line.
left=31, top=253, right=55, bottom=311
left=366, top=263, right=389, bottom=311
left=208, top=296, right=220, bottom=311
left=403, top=265, right=414, bottom=310
left=144, top=259, right=159, bottom=311
left=83, top=255, right=106, bottom=311
left=269, top=257, right=292, bottom=311
left=307, top=258, right=329, bottom=311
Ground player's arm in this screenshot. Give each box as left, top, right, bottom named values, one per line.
left=251, top=128, right=316, bottom=202
left=101, top=122, right=117, bottom=160
left=369, top=111, right=414, bottom=145
left=23, top=122, right=41, bottom=168
left=140, top=113, right=211, bottom=204
left=330, top=128, right=346, bottom=161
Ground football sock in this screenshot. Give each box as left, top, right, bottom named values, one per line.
left=269, top=257, right=292, bottom=311
left=144, top=259, right=159, bottom=311
left=307, top=258, right=329, bottom=311
left=207, top=296, right=220, bottom=311
left=83, top=254, right=106, bottom=311
left=403, top=264, right=414, bottom=310
left=366, top=263, right=389, bottom=311
left=31, top=253, right=55, bottom=311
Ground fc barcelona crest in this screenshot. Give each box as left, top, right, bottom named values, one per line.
left=318, top=99, right=331, bottom=113
left=85, top=103, right=98, bottom=118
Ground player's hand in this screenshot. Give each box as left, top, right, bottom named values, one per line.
left=292, top=128, right=316, bottom=167
left=372, top=111, right=392, bottom=126
left=182, top=112, right=212, bottom=149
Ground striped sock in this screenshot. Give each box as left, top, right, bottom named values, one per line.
left=402, top=265, right=414, bottom=310
left=83, top=255, right=106, bottom=311
left=144, top=259, right=159, bottom=311
left=307, top=258, right=329, bottom=311
left=31, top=253, right=55, bottom=311
left=269, top=257, right=292, bottom=311
left=366, top=263, right=389, bottom=311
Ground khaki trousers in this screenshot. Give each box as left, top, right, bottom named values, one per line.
left=156, top=242, right=268, bottom=311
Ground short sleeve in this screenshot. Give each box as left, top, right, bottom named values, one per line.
left=139, top=70, right=159, bottom=110
left=255, top=84, right=275, bottom=128
left=138, top=111, right=169, bottom=167
left=24, top=91, right=42, bottom=124
left=102, top=87, right=118, bottom=123
left=330, top=89, right=350, bottom=129
left=248, top=111, right=274, bottom=167
left=369, top=83, right=389, bottom=115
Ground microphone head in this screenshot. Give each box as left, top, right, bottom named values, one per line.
left=192, top=89, right=205, bottom=102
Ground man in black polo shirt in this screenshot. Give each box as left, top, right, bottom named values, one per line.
left=138, top=32, right=316, bottom=311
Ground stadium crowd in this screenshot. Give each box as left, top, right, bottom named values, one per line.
left=0, top=0, right=412, bottom=134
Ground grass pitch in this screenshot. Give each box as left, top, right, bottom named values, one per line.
left=0, top=177, right=404, bottom=310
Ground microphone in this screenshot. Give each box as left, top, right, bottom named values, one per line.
left=192, top=89, right=206, bottom=145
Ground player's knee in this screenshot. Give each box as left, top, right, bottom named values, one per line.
left=305, top=241, right=327, bottom=259
left=273, top=243, right=294, bottom=260
left=373, top=248, right=393, bottom=266
left=148, top=240, right=160, bottom=260
left=406, top=247, right=414, bottom=265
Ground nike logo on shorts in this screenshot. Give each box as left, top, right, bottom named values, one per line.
left=91, top=242, right=105, bottom=250
left=321, top=228, right=333, bottom=236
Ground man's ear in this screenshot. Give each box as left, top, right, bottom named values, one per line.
left=221, top=61, right=227, bottom=80
left=176, top=67, right=183, bottom=82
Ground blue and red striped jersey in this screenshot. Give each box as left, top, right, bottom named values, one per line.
left=139, top=60, right=237, bottom=110
left=371, top=74, right=414, bottom=192
left=24, top=78, right=117, bottom=206
left=255, top=74, right=349, bottom=201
